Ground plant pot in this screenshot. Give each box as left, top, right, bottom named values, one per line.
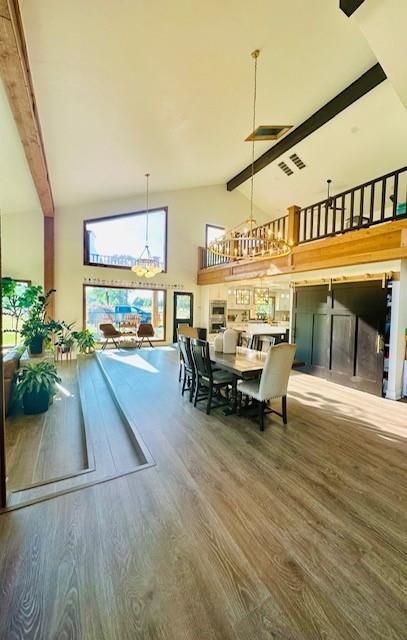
left=22, top=389, right=50, bottom=414
left=29, top=336, right=44, bottom=355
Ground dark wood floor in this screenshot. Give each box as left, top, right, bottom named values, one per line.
left=1, top=346, right=407, bottom=639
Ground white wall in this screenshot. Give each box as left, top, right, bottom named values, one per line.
left=387, top=259, right=407, bottom=399
left=55, top=184, right=266, bottom=340
left=1, top=210, right=43, bottom=285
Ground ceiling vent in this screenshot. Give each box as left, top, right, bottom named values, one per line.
left=245, top=125, right=292, bottom=142
left=278, top=161, right=294, bottom=176
left=289, top=153, right=306, bottom=169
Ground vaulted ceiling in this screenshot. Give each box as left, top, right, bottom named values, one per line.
left=2, top=0, right=406, bottom=216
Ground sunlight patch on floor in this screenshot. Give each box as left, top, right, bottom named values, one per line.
left=104, top=351, right=159, bottom=373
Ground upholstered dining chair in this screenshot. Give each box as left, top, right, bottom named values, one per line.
left=99, top=323, right=122, bottom=350
left=238, top=343, right=296, bottom=431
left=190, top=339, right=234, bottom=415
left=137, top=323, right=155, bottom=348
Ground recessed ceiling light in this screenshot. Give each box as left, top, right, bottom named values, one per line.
left=245, top=125, right=292, bottom=142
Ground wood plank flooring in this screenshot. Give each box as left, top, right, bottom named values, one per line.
left=5, top=362, right=87, bottom=491
left=5, top=357, right=148, bottom=506
left=1, top=346, right=407, bottom=639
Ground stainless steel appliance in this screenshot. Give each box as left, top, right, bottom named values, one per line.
left=209, top=300, right=227, bottom=333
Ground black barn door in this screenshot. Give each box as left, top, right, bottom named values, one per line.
left=328, top=281, right=386, bottom=395
left=293, top=281, right=387, bottom=396
left=293, top=285, right=329, bottom=376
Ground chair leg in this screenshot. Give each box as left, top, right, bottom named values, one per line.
left=101, top=339, right=107, bottom=350
left=148, top=338, right=154, bottom=348
left=181, top=369, right=187, bottom=396
left=189, top=374, right=195, bottom=403
left=237, top=391, right=242, bottom=415
left=112, top=338, right=119, bottom=348
left=193, top=378, right=200, bottom=407
left=282, top=396, right=287, bottom=424
left=259, top=401, right=265, bottom=431
left=179, top=361, right=182, bottom=382
left=206, top=386, right=213, bottom=415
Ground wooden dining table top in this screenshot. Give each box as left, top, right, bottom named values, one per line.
left=209, top=346, right=267, bottom=377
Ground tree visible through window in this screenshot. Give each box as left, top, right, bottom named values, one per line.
left=84, top=208, right=167, bottom=270
left=84, top=285, right=165, bottom=341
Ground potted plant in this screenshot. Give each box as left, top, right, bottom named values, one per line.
left=15, top=361, right=61, bottom=414
left=73, top=329, right=96, bottom=355
left=20, top=288, right=55, bottom=355
left=52, top=320, right=76, bottom=354
left=1, top=278, right=43, bottom=347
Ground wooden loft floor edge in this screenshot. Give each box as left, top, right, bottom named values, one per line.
left=197, top=218, right=407, bottom=284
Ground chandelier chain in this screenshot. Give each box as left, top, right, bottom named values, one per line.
left=250, top=50, right=259, bottom=230
left=145, top=172, right=150, bottom=245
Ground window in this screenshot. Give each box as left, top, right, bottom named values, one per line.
left=84, top=208, right=167, bottom=271
left=205, top=224, right=225, bottom=247
left=1, top=279, right=31, bottom=348
left=84, top=285, right=166, bottom=341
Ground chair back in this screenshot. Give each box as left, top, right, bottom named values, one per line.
left=138, top=323, right=154, bottom=337
left=191, top=339, right=213, bottom=380
left=178, top=334, right=194, bottom=372
left=248, top=334, right=275, bottom=352
left=177, top=325, right=198, bottom=339
left=99, top=323, right=120, bottom=337
left=258, top=343, right=296, bottom=401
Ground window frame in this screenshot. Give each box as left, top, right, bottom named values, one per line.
left=205, top=223, right=225, bottom=248
left=83, top=206, right=168, bottom=272
left=82, top=283, right=167, bottom=343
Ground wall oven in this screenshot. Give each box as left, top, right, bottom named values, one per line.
left=209, top=300, right=227, bottom=333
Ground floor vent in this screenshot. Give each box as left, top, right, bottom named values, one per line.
left=278, top=161, right=294, bottom=176
left=289, top=153, right=306, bottom=169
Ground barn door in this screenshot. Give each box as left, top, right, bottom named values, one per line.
left=293, top=285, right=329, bottom=376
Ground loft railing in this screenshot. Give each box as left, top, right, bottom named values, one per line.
left=299, top=166, right=407, bottom=244
left=199, top=214, right=288, bottom=269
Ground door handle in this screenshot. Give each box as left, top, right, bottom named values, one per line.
left=376, top=334, right=384, bottom=354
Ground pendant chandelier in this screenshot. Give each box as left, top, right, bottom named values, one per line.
left=131, top=173, right=163, bottom=278
left=208, top=50, right=291, bottom=262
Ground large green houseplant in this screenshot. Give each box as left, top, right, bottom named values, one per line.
left=73, top=329, right=96, bottom=354
left=20, top=288, right=55, bottom=355
left=1, top=278, right=43, bottom=346
left=15, top=361, right=61, bottom=414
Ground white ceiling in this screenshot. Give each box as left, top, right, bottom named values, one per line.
left=18, top=0, right=381, bottom=209
left=0, top=79, right=41, bottom=216
left=238, top=80, right=407, bottom=215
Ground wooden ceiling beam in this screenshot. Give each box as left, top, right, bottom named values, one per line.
left=227, top=63, right=387, bottom=191
left=0, top=0, right=54, bottom=216
left=339, top=0, right=365, bottom=18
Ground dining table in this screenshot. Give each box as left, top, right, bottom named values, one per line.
left=209, top=346, right=267, bottom=414
left=209, top=345, right=304, bottom=414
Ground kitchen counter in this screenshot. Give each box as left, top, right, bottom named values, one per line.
left=226, top=322, right=289, bottom=335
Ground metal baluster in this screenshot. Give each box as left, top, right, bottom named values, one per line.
left=350, top=190, right=354, bottom=228
left=380, top=178, right=386, bottom=221
left=341, top=195, right=345, bottom=232
left=359, top=186, right=364, bottom=227
left=369, top=182, right=375, bottom=223
left=392, top=172, right=399, bottom=218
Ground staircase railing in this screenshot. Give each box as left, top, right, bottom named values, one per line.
left=198, top=215, right=288, bottom=269
left=298, top=166, right=407, bottom=244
